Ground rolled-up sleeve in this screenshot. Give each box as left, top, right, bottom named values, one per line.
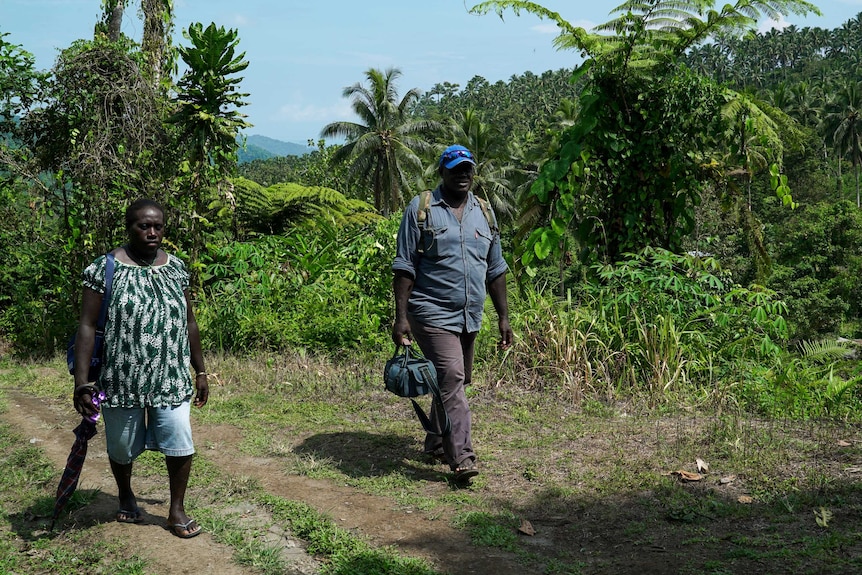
left=485, top=229, right=508, bottom=283
left=392, top=197, right=421, bottom=279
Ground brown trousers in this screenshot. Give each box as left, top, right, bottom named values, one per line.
left=409, top=319, right=477, bottom=469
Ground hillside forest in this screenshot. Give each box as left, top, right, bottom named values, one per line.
left=3, top=0, right=862, bottom=419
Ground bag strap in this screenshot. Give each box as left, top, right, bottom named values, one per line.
left=409, top=358, right=451, bottom=437
left=416, top=190, right=433, bottom=255
left=416, top=190, right=433, bottom=231
left=95, top=253, right=115, bottom=331
left=416, top=189, right=497, bottom=235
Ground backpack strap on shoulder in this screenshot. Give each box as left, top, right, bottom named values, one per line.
left=416, top=190, right=433, bottom=254
left=417, top=190, right=432, bottom=231
left=476, top=196, right=498, bottom=233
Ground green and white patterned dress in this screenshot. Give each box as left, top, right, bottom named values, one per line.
left=83, top=254, right=194, bottom=408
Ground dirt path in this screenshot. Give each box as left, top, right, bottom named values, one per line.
left=4, top=388, right=526, bottom=575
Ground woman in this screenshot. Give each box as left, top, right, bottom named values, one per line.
left=72, top=198, right=209, bottom=539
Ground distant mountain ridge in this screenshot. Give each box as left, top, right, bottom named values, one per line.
left=238, top=134, right=312, bottom=163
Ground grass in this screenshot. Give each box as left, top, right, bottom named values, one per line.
left=0, top=389, right=152, bottom=575
left=4, top=354, right=862, bottom=574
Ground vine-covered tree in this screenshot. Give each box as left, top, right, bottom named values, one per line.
left=24, top=38, right=170, bottom=263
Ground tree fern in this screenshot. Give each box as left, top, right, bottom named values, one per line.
left=797, top=339, right=851, bottom=363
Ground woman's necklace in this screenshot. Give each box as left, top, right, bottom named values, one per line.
left=124, top=245, right=157, bottom=267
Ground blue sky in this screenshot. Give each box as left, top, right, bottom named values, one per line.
left=2, top=0, right=861, bottom=145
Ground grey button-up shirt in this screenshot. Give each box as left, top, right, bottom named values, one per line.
left=392, top=187, right=508, bottom=333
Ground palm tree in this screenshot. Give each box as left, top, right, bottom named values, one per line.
left=831, top=82, right=862, bottom=207
left=445, top=108, right=516, bottom=223
left=320, top=67, right=440, bottom=215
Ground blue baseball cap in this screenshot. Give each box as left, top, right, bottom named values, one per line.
left=439, top=145, right=476, bottom=169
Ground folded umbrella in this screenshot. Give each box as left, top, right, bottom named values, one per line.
left=50, top=391, right=105, bottom=530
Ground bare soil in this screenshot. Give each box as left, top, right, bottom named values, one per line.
left=5, top=380, right=862, bottom=575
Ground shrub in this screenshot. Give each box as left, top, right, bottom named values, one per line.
left=489, top=248, right=789, bottom=408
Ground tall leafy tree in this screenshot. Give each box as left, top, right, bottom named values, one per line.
left=320, top=67, right=440, bottom=215
left=0, top=31, right=45, bottom=184
left=169, top=22, right=250, bottom=269
left=471, top=0, right=818, bottom=271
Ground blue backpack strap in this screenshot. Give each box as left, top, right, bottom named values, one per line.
left=96, top=253, right=115, bottom=331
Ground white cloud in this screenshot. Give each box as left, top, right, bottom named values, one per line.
left=230, top=14, right=251, bottom=28
left=532, top=23, right=560, bottom=35
left=759, top=15, right=790, bottom=33
left=572, top=19, right=599, bottom=31
left=275, top=100, right=353, bottom=123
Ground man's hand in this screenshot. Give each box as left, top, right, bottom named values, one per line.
left=392, top=318, right=412, bottom=346
left=73, top=385, right=99, bottom=419
left=498, top=318, right=513, bottom=350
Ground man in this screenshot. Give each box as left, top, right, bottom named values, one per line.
left=392, top=144, right=512, bottom=482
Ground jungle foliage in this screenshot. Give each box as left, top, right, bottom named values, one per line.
left=3, top=1, right=862, bottom=418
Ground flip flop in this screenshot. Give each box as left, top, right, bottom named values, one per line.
left=166, top=518, right=202, bottom=539
left=116, top=508, right=143, bottom=523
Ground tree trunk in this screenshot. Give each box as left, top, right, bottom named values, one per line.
left=856, top=163, right=860, bottom=209
left=142, top=0, right=173, bottom=88
left=105, top=1, right=124, bottom=42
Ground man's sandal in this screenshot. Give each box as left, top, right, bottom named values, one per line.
left=453, top=459, right=479, bottom=481
left=116, top=507, right=143, bottom=523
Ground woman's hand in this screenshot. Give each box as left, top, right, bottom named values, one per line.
left=73, top=384, right=100, bottom=419
left=193, top=373, right=209, bottom=407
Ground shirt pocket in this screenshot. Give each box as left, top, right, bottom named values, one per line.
left=470, top=227, right=493, bottom=259
left=422, top=225, right=451, bottom=258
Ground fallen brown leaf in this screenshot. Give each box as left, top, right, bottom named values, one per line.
left=696, top=458, right=709, bottom=473
left=671, top=470, right=703, bottom=482
left=719, top=475, right=736, bottom=485
left=518, top=519, right=536, bottom=536
left=738, top=495, right=754, bottom=504
left=837, top=440, right=852, bottom=447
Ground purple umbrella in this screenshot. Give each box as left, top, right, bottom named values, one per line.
left=50, top=391, right=105, bottom=530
